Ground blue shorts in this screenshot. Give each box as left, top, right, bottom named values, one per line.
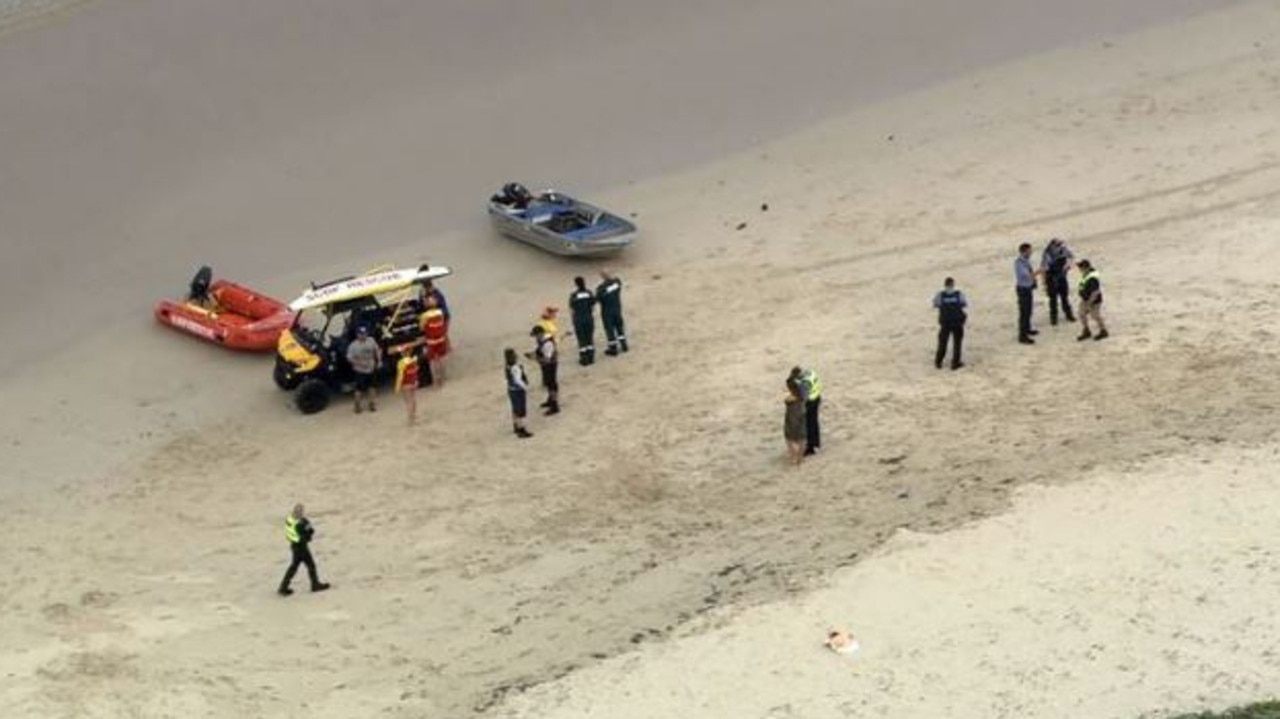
left=508, top=389, right=527, bottom=418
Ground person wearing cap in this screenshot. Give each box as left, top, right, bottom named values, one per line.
left=568, top=276, right=597, bottom=366
left=527, top=325, right=560, bottom=415
left=932, top=277, right=967, bottom=370
left=1041, top=238, right=1076, bottom=326
left=419, top=294, right=450, bottom=386
left=394, top=348, right=421, bottom=425
left=419, top=280, right=450, bottom=322
left=597, top=270, right=628, bottom=356
left=537, top=306, right=560, bottom=339
left=1075, top=259, right=1109, bottom=341
left=1014, top=242, right=1040, bottom=345
left=346, top=325, right=383, bottom=413
left=278, top=503, right=330, bottom=596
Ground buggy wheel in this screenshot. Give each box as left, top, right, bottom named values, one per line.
left=295, top=379, right=330, bottom=415
left=274, top=362, right=302, bottom=391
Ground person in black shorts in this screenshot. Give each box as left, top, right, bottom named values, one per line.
left=527, top=325, right=560, bottom=416
left=504, top=348, right=533, bottom=438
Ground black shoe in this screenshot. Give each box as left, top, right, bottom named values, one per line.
left=544, top=404, right=560, bottom=416
left=620, top=341, right=629, bottom=353
left=1027, top=329, right=1040, bottom=336
left=1019, top=337, right=1035, bottom=345
left=278, top=587, right=294, bottom=597
left=803, top=447, right=816, bottom=456
left=1093, top=330, right=1109, bottom=341
left=1050, top=317, right=1058, bottom=326
left=311, top=583, right=331, bottom=593
left=1065, top=314, right=1077, bottom=323
left=1077, top=331, right=1092, bottom=341
left=935, top=361, right=943, bottom=370
left=516, top=428, right=533, bottom=438
left=951, top=362, right=964, bottom=370
left=368, top=403, right=376, bottom=412
left=539, top=399, right=552, bottom=408
left=604, top=348, right=619, bottom=357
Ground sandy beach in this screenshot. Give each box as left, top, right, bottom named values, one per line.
left=1, top=0, right=1278, bottom=717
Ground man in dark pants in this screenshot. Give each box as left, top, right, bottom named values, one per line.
left=1014, top=242, right=1039, bottom=345
left=790, top=366, right=823, bottom=456
left=933, top=277, right=967, bottom=370
left=278, top=503, right=330, bottom=596
left=596, top=270, right=628, bottom=356
left=1041, top=238, right=1076, bottom=325
left=568, top=276, right=597, bottom=366
left=528, top=325, right=560, bottom=415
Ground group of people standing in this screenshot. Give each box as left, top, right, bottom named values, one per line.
left=504, top=270, right=629, bottom=439
left=344, top=280, right=452, bottom=424
left=932, top=238, right=1110, bottom=370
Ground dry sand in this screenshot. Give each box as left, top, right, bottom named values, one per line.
left=2, top=0, right=1279, bottom=717
left=496, top=445, right=1280, bottom=719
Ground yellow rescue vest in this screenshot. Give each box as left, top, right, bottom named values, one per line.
left=284, top=515, right=301, bottom=544
left=802, top=369, right=823, bottom=400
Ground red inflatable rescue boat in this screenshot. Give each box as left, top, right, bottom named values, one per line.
left=154, top=266, right=295, bottom=352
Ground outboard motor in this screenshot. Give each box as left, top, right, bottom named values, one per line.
left=503, top=182, right=533, bottom=208
left=188, top=265, right=213, bottom=304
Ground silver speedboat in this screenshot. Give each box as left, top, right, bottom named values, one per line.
left=488, top=182, right=636, bottom=257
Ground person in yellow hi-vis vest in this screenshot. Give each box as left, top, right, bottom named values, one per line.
left=278, top=503, right=330, bottom=597
left=395, top=350, right=422, bottom=425
left=1075, top=259, right=1109, bottom=342
left=789, top=366, right=823, bottom=456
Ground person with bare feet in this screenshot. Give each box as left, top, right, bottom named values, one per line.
left=784, top=378, right=808, bottom=466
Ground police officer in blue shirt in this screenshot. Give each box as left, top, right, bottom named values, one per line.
left=1015, top=242, right=1040, bottom=344
left=933, top=277, right=967, bottom=370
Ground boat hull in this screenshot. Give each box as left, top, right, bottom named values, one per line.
left=154, top=280, right=295, bottom=351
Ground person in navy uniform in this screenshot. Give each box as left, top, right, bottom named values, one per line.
left=932, top=277, right=968, bottom=370
left=596, top=270, right=628, bottom=356
left=1041, top=238, right=1075, bottom=326
left=1014, top=242, right=1040, bottom=344
left=568, top=276, right=597, bottom=366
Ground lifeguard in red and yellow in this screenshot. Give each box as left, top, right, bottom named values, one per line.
left=394, top=351, right=421, bottom=425
left=419, top=295, right=450, bottom=386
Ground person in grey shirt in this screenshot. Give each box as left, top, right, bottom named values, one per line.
left=1015, top=242, right=1039, bottom=344
left=345, top=325, right=383, bottom=413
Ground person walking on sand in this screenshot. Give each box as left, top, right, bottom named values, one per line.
left=933, top=276, right=967, bottom=370
left=527, top=325, right=560, bottom=415
left=1041, top=237, right=1076, bottom=326
left=784, top=378, right=808, bottom=466
left=419, top=295, right=450, bottom=386
left=278, top=503, right=330, bottom=596
left=1075, top=259, right=1110, bottom=341
left=395, top=349, right=421, bottom=425
left=789, top=366, right=823, bottom=456
left=346, top=325, right=382, bottom=413
left=504, top=348, right=533, bottom=439
left=568, top=276, right=597, bottom=366
left=1014, top=242, right=1040, bottom=345
left=597, top=270, right=628, bottom=355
